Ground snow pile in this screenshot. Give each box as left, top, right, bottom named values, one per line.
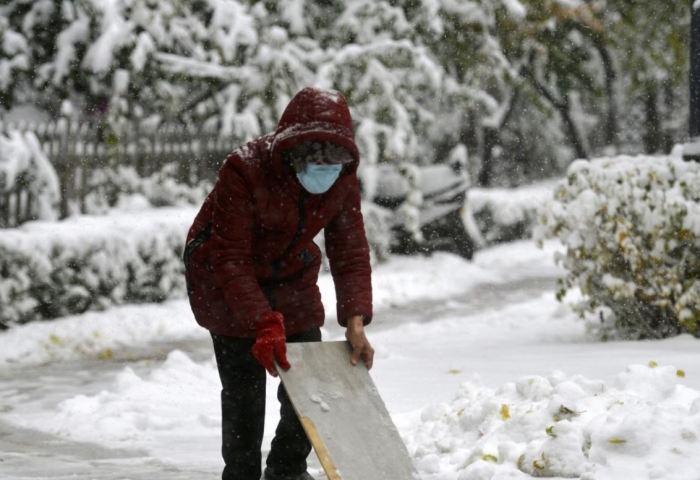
left=536, top=147, right=700, bottom=339
left=468, top=181, right=557, bottom=244
left=17, top=347, right=700, bottom=480
left=0, top=207, right=195, bottom=325
left=0, top=130, right=60, bottom=221
left=407, top=363, right=700, bottom=480
left=50, top=350, right=221, bottom=446
left=18, top=349, right=283, bottom=467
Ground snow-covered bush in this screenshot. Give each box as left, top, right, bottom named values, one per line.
left=0, top=130, right=60, bottom=222
left=536, top=148, right=700, bottom=339
left=0, top=202, right=391, bottom=326
left=0, top=208, right=194, bottom=326
left=469, top=181, right=557, bottom=244
left=84, top=163, right=212, bottom=214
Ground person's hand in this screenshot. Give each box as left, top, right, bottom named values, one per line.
left=345, top=315, right=374, bottom=370
left=252, top=312, right=290, bottom=377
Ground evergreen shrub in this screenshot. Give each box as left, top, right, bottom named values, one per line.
left=0, top=209, right=192, bottom=326
left=0, top=204, right=391, bottom=327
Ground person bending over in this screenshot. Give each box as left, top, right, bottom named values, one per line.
left=184, top=87, right=375, bottom=480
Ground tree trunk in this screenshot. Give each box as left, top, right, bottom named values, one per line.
left=690, top=2, right=700, bottom=139
left=522, top=62, right=589, bottom=160
left=595, top=40, right=619, bottom=149
left=556, top=98, right=589, bottom=160
left=478, top=89, right=520, bottom=186
left=643, top=80, right=662, bottom=154
left=478, top=126, right=499, bottom=186
left=571, top=21, right=619, bottom=151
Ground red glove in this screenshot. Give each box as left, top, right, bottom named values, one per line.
left=252, top=312, right=291, bottom=377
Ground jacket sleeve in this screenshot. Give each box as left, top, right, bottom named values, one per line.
left=209, top=159, right=271, bottom=329
left=324, top=175, right=373, bottom=327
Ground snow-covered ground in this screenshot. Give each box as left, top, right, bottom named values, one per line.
left=1, top=240, right=699, bottom=479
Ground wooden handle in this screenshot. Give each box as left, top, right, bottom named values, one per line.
left=300, top=417, right=343, bottom=480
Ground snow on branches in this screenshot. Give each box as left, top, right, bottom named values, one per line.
left=0, top=0, right=503, bottom=167
left=0, top=129, right=59, bottom=221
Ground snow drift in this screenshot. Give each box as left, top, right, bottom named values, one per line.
left=407, top=364, right=700, bottom=480
left=21, top=350, right=700, bottom=480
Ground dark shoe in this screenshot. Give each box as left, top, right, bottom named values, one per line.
left=263, top=466, right=315, bottom=480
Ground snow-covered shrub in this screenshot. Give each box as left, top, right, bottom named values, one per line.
left=536, top=148, right=700, bottom=339
left=0, top=130, right=60, bottom=221
left=84, top=163, right=212, bottom=214
left=469, top=181, right=557, bottom=244
left=0, top=208, right=194, bottom=326
left=0, top=202, right=391, bottom=326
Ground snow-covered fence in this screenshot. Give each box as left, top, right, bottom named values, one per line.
left=0, top=120, right=238, bottom=227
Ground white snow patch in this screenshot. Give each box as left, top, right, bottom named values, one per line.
left=310, top=394, right=331, bottom=412
left=469, top=181, right=557, bottom=233
left=0, top=130, right=60, bottom=220
left=319, top=240, right=562, bottom=319
left=684, top=137, right=700, bottom=156
left=501, top=0, right=527, bottom=18
left=27, top=350, right=226, bottom=467
left=0, top=300, right=204, bottom=365
left=406, top=364, right=700, bottom=480
left=82, top=3, right=133, bottom=73
left=52, top=11, right=90, bottom=83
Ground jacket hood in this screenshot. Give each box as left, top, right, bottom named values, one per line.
left=270, top=88, right=361, bottom=178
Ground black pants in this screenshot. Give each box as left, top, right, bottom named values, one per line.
left=211, top=328, right=322, bottom=480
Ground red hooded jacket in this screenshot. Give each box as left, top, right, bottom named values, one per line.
left=184, top=88, right=373, bottom=338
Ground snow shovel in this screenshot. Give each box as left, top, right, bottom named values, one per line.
left=276, top=341, right=418, bottom=480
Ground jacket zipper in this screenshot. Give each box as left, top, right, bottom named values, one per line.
left=264, top=190, right=309, bottom=315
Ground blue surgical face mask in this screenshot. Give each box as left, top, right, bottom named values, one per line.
left=296, top=164, right=343, bottom=194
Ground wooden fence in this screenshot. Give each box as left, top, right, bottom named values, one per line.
left=0, top=120, right=239, bottom=228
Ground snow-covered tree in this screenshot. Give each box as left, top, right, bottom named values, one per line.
left=0, top=1, right=458, bottom=160
left=0, top=0, right=692, bottom=188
